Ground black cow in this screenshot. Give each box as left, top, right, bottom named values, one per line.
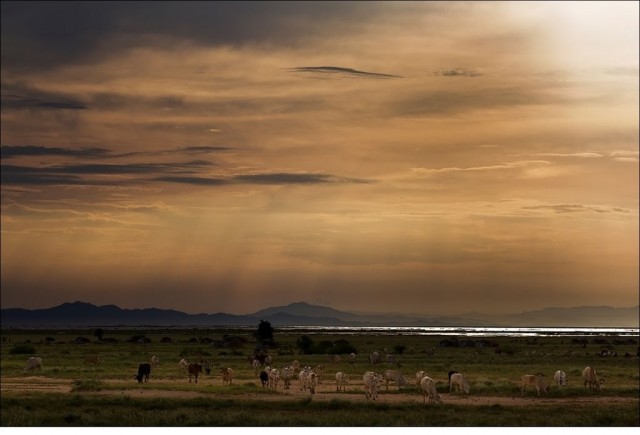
left=259, top=370, right=269, bottom=387
left=136, top=363, right=151, bottom=383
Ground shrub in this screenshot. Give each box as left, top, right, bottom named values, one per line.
left=9, top=344, right=36, bottom=355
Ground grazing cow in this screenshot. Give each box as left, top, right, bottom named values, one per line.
left=221, top=367, right=234, bottom=386
left=84, top=354, right=101, bottom=365
left=521, top=375, right=549, bottom=397
left=178, top=359, right=188, bottom=373
left=383, top=369, right=407, bottom=390
left=306, top=372, right=318, bottom=394
left=448, top=370, right=459, bottom=385
left=449, top=372, right=470, bottom=394
left=314, top=365, right=325, bottom=383
left=416, top=371, right=428, bottom=391
left=553, top=370, right=567, bottom=387
left=385, top=354, right=397, bottom=365
left=282, top=365, right=294, bottom=389
left=150, top=355, right=160, bottom=367
left=369, top=351, right=381, bottom=365
left=23, top=356, right=42, bottom=372
left=335, top=371, right=349, bottom=392
left=582, top=366, right=603, bottom=391
left=268, top=368, right=280, bottom=389
left=363, top=371, right=380, bottom=400
left=420, top=376, right=442, bottom=404
left=259, top=370, right=269, bottom=388
left=187, top=363, right=202, bottom=383
left=136, top=363, right=151, bottom=383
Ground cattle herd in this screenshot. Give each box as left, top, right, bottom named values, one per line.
left=20, top=349, right=611, bottom=404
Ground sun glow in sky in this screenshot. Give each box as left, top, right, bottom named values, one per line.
left=1, top=1, right=638, bottom=316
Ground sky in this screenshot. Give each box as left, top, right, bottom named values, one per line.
left=1, top=1, right=638, bottom=316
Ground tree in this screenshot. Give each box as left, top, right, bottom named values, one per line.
left=255, top=320, right=274, bottom=342
left=94, top=328, right=104, bottom=341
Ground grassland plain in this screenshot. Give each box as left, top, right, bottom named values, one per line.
left=1, top=328, right=638, bottom=426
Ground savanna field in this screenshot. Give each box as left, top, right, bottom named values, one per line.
left=1, top=328, right=639, bottom=426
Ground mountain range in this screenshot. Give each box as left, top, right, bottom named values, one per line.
left=1, top=301, right=638, bottom=328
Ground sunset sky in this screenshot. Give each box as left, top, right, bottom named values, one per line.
left=1, top=1, right=638, bottom=316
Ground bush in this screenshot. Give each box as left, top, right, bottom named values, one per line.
left=9, top=344, right=36, bottom=355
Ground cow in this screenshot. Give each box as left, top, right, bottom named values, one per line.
left=553, top=370, right=567, bottom=387
left=416, top=371, right=428, bottom=391
left=306, top=372, right=318, bottom=394
left=249, top=354, right=267, bottom=365
left=291, top=360, right=301, bottom=372
left=582, top=366, right=603, bottom=391
left=282, top=365, right=294, bottom=389
left=335, top=371, right=349, bottom=392
left=136, top=363, right=151, bottom=383
left=348, top=353, right=356, bottom=363
left=268, top=368, right=280, bottom=389
left=449, top=372, right=470, bottom=394
left=221, top=367, right=234, bottom=386
left=252, top=359, right=261, bottom=374
left=363, top=371, right=380, bottom=400
left=329, top=354, right=341, bottom=364
left=385, top=354, right=397, bottom=365
left=314, top=365, right=325, bottom=383
left=188, top=363, right=202, bottom=383
left=259, top=370, right=269, bottom=388
left=202, top=359, right=211, bottom=375
left=369, top=351, right=381, bottom=364
left=521, top=374, right=549, bottom=397
left=178, top=358, right=188, bottom=373
left=383, top=369, right=407, bottom=390
left=264, top=354, right=273, bottom=365
left=23, top=356, right=42, bottom=372
left=150, top=355, right=160, bottom=367
left=420, top=376, right=442, bottom=404
left=298, top=367, right=312, bottom=391
left=84, top=354, right=101, bottom=365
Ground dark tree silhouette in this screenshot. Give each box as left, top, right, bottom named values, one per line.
left=255, top=320, right=274, bottom=342
left=94, top=328, right=104, bottom=341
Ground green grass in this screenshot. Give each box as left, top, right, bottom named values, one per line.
left=1, top=394, right=638, bottom=426
left=1, top=328, right=639, bottom=426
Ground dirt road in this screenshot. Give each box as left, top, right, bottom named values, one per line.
left=2, top=376, right=637, bottom=407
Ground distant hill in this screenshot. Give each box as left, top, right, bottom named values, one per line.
left=1, top=301, right=637, bottom=328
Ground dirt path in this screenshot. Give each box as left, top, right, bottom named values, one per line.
left=2, top=376, right=637, bottom=407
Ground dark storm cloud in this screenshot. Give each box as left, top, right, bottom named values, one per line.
left=1, top=145, right=110, bottom=159
left=1, top=165, right=95, bottom=186
left=1, top=1, right=405, bottom=72
left=152, top=176, right=228, bottom=186
left=157, top=173, right=372, bottom=186
left=1, top=145, right=231, bottom=160
left=1, top=88, right=88, bottom=110
left=290, top=66, right=403, bottom=79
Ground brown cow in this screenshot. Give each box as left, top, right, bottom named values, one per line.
left=188, top=363, right=202, bottom=383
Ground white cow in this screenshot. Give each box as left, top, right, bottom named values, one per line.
left=150, top=355, right=160, bottom=367
left=449, top=372, right=470, bottom=394
left=23, top=356, right=42, bottom=372
left=383, top=369, right=407, bottom=390
left=363, top=371, right=380, bottom=400
left=521, top=374, right=549, bottom=397
left=291, top=360, right=300, bottom=372
left=582, top=366, right=603, bottom=391
left=178, top=358, right=188, bottom=373
left=264, top=355, right=273, bottom=365
left=420, top=376, right=442, bottom=404
left=416, top=370, right=428, bottom=391
left=221, top=367, right=234, bottom=386
left=306, top=372, right=318, bottom=394
left=298, top=366, right=312, bottom=391
left=335, top=371, right=349, bottom=392
left=269, top=368, right=280, bottom=389
left=369, top=351, right=381, bottom=364
left=553, top=370, right=567, bottom=387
